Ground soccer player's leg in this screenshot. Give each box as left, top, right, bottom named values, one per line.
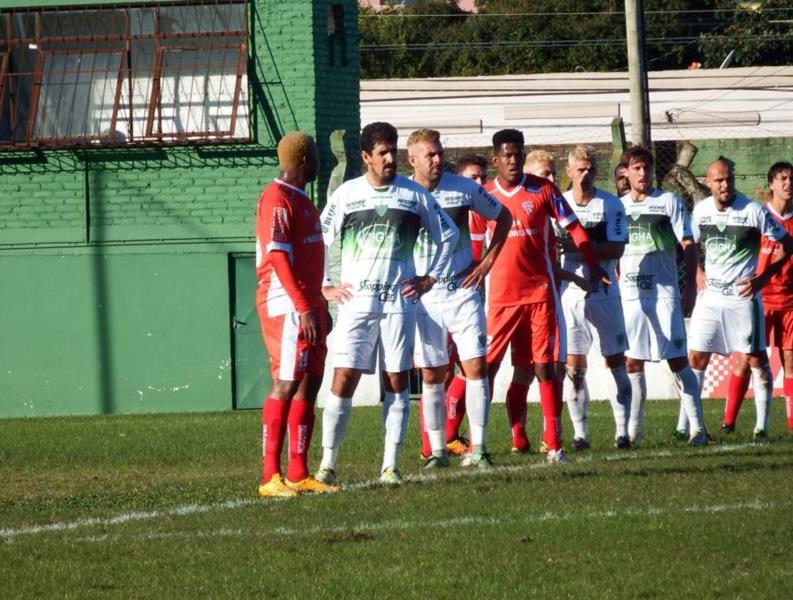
left=484, top=304, right=520, bottom=460
left=591, top=297, right=632, bottom=448
left=445, top=339, right=469, bottom=449
left=623, top=298, right=651, bottom=443
left=733, top=298, right=772, bottom=441
left=414, top=302, right=448, bottom=462
left=505, top=308, right=536, bottom=454
left=316, top=311, right=376, bottom=484
left=563, top=294, right=592, bottom=448
left=722, top=353, right=750, bottom=432
left=379, top=311, right=417, bottom=482
left=780, top=310, right=793, bottom=429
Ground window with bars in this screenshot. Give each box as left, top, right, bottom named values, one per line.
left=0, top=0, right=249, bottom=150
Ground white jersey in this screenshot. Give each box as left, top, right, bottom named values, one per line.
left=414, top=172, right=503, bottom=302
left=620, top=189, right=692, bottom=300
left=556, top=188, right=626, bottom=301
left=321, top=174, right=458, bottom=314
left=692, top=194, right=787, bottom=302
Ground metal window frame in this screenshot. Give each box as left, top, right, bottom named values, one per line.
left=0, top=0, right=249, bottom=151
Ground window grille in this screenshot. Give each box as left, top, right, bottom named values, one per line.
left=0, top=0, right=249, bottom=150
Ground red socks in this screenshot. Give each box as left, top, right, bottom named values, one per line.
left=539, top=380, right=561, bottom=451
left=785, top=377, right=793, bottom=429
left=445, top=375, right=467, bottom=442
left=286, top=399, right=314, bottom=483
left=723, top=372, right=750, bottom=427
left=506, top=382, right=530, bottom=451
left=418, top=395, right=432, bottom=458
left=262, top=397, right=289, bottom=483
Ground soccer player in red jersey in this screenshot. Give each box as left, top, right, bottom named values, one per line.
left=255, top=132, right=337, bottom=498
left=484, top=129, right=606, bottom=463
left=721, top=161, right=793, bottom=434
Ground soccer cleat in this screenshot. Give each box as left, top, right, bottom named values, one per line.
left=672, top=429, right=689, bottom=441
left=511, top=442, right=532, bottom=454
left=314, top=467, right=337, bottom=485
left=461, top=451, right=494, bottom=469
left=422, top=454, right=450, bottom=469
left=571, top=437, right=591, bottom=451
left=546, top=449, right=568, bottom=464
left=379, top=467, right=404, bottom=485
left=446, top=437, right=470, bottom=457
left=688, top=431, right=710, bottom=447
left=720, top=423, right=735, bottom=434
left=285, top=476, right=339, bottom=494
left=752, top=429, right=769, bottom=445
left=258, top=474, right=298, bottom=499
left=538, top=441, right=549, bottom=454
left=615, top=436, right=631, bottom=450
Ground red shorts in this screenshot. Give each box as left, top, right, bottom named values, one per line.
left=487, top=302, right=557, bottom=367
left=765, top=308, right=793, bottom=351
left=258, top=308, right=328, bottom=381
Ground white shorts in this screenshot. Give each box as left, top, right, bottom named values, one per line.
left=688, top=292, right=766, bottom=356
left=414, top=293, right=487, bottom=368
left=562, top=292, right=629, bottom=357
left=623, top=296, right=687, bottom=361
left=332, top=310, right=416, bottom=374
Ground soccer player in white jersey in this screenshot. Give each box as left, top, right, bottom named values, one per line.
left=555, top=146, right=632, bottom=449
left=685, top=159, right=793, bottom=442
left=316, top=122, right=459, bottom=485
left=618, top=146, right=709, bottom=446
left=408, top=129, right=512, bottom=468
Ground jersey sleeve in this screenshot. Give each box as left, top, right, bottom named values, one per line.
left=759, top=204, right=788, bottom=242
left=419, top=190, right=458, bottom=246
left=258, top=191, right=294, bottom=255
left=469, top=180, right=503, bottom=222
left=690, top=202, right=702, bottom=242
left=669, top=193, right=693, bottom=242
left=469, top=211, right=487, bottom=261
left=320, top=188, right=343, bottom=246
left=606, top=196, right=628, bottom=242
left=548, top=184, right=578, bottom=228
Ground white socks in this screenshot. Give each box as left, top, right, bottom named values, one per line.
left=674, top=367, right=705, bottom=435
left=751, top=365, right=773, bottom=433
left=564, top=366, right=590, bottom=440
left=628, top=371, right=646, bottom=443
left=610, top=365, right=632, bottom=439
left=466, top=377, right=490, bottom=450
left=320, top=393, right=352, bottom=471
left=422, top=382, right=447, bottom=456
left=382, top=389, right=410, bottom=472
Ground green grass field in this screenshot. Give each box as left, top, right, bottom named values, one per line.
left=2, top=399, right=792, bottom=598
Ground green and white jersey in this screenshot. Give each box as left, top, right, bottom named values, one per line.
left=556, top=188, right=626, bottom=300
left=414, top=172, right=503, bottom=303
left=693, top=194, right=787, bottom=302
left=321, top=174, right=458, bottom=314
left=620, top=189, right=692, bottom=300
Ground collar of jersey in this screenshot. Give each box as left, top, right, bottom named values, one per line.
left=274, top=178, right=309, bottom=198
left=494, top=174, right=526, bottom=197
left=767, top=202, right=793, bottom=221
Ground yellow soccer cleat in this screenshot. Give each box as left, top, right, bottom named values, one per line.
left=258, top=474, right=299, bottom=499
left=446, top=437, right=469, bottom=457
left=285, top=476, right=339, bottom=494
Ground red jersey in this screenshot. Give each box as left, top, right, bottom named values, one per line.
left=485, top=174, right=577, bottom=306
left=255, top=179, right=325, bottom=317
left=758, top=204, right=793, bottom=311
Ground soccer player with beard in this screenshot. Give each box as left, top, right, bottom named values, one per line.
left=618, top=146, right=708, bottom=446
left=316, top=122, right=458, bottom=485
left=408, top=129, right=511, bottom=468
left=484, top=129, right=606, bottom=464
left=256, top=132, right=337, bottom=498
left=685, top=160, right=793, bottom=442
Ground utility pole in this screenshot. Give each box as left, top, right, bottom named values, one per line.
left=625, top=0, right=651, bottom=147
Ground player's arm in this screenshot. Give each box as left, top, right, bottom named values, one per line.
left=320, top=192, right=353, bottom=304
left=563, top=220, right=610, bottom=288
left=461, top=205, right=511, bottom=289
left=738, top=234, right=793, bottom=298
left=679, top=237, right=698, bottom=315
left=553, top=264, right=594, bottom=293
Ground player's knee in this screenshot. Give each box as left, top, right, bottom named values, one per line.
left=751, top=364, right=772, bottom=383
left=565, top=365, right=587, bottom=390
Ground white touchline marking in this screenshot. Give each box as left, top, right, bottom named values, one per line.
left=71, top=499, right=792, bottom=545
left=0, top=441, right=773, bottom=542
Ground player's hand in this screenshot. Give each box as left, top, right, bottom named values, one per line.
left=461, top=259, right=490, bottom=289
left=573, top=274, right=595, bottom=294
left=696, top=269, right=708, bottom=293
left=299, top=310, right=320, bottom=346
left=588, top=265, right=611, bottom=293
left=400, top=275, right=435, bottom=301
left=735, top=274, right=766, bottom=299
left=322, top=283, right=353, bottom=304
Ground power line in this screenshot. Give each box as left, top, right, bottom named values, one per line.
left=360, top=8, right=793, bottom=19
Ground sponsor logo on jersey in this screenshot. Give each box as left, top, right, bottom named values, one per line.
left=441, top=193, right=465, bottom=207
left=358, top=279, right=398, bottom=302
left=521, top=200, right=535, bottom=216
left=553, top=193, right=575, bottom=220
left=613, top=210, right=624, bottom=237
left=707, top=278, right=735, bottom=295
left=435, top=273, right=458, bottom=292
left=355, top=223, right=403, bottom=251
left=628, top=223, right=655, bottom=250
left=704, top=235, right=735, bottom=260
left=415, top=228, right=434, bottom=252
left=321, top=204, right=336, bottom=233
left=624, top=272, right=655, bottom=290
left=435, top=203, right=452, bottom=232
left=397, top=197, right=418, bottom=210
left=347, top=199, right=366, bottom=211
left=524, top=185, right=542, bottom=193
left=508, top=227, right=538, bottom=237
left=303, top=233, right=324, bottom=244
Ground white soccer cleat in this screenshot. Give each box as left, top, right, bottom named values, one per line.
left=546, top=449, right=568, bottom=464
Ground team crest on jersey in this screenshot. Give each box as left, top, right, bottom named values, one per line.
left=374, top=198, right=389, bottom=217
left=521, top=200, right=535, bottom=216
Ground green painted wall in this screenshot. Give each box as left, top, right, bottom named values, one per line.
left=0, top=0, right=360, bottom=417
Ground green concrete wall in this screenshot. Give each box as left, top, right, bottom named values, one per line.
left=0, top=0, right=360, bottom=417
